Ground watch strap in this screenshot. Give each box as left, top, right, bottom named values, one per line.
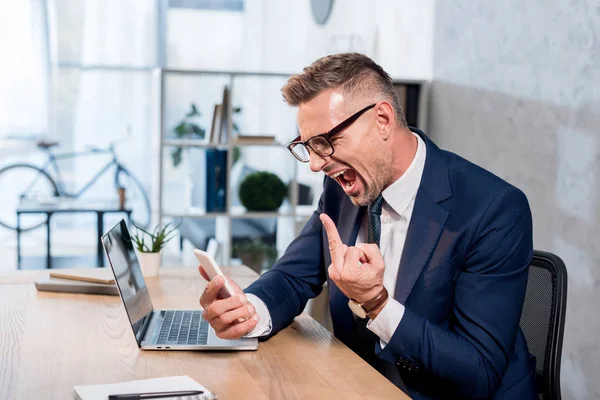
left=363, top=287, right=389, bottom=315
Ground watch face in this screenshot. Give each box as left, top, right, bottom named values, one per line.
left=348, top=299, right=367, bottom=319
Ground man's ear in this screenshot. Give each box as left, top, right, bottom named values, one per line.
left=375, top=101, right=394, bottom=140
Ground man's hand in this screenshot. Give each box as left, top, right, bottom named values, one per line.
left=198, top=266, right=259, bottom=339
left=320, top=213, right=385, bottom=304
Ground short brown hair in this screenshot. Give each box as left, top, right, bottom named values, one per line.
left=281, top=53, right=407, bottom=126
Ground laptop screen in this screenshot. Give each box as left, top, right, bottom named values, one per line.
left=102, top=219, right=154, bottom=346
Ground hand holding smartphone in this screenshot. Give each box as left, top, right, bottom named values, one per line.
left=194, top=249, right=236, bottom=298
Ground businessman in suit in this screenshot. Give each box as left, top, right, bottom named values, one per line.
left=199, top=53, right=536, bottom=399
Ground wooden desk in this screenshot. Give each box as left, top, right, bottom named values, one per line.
left=0, top=266, right=408, bottom=400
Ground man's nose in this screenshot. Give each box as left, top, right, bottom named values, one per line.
left=309, top=152, right=327, bottom=173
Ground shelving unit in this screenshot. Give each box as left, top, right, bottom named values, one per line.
left=156, top=68, right=428, bottom=266
left=157, top=69, right=316, bottom=265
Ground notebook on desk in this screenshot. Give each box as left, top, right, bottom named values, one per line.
left=49, top=268, right=116, bottom=285
left=35, top=272, right=119, bottom=296
left=73, top=375, right=216, bottom=400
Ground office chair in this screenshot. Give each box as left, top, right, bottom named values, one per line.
left=519, top=250, right=568, bottom=400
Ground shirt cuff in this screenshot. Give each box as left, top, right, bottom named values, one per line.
left=366, top=298, right=405, bottom=348
left=244, top=293, right=273, bottom=337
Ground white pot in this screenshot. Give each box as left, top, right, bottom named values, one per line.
left=138, top=252, right=161, bottom=277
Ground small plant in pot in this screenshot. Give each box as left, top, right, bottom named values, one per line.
left=233, top=238, right=277, bottom=274
left=238, top=171, right=287, bottom=211
left=131, top=222, right=179, bottom=276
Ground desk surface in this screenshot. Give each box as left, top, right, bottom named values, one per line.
left=0, top=266, right=408, bottom=400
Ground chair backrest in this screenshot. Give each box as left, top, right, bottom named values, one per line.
left=519, top=250, right=568, bottom=400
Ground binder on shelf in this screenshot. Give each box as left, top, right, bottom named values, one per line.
left=205, top=149, right=227, bottom=212
left=233, top=135, right=276, bottom=145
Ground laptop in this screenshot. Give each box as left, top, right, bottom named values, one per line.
left=101, top=219, right=258, bottom=351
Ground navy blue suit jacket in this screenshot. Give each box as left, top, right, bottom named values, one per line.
left=245, top=129, right=536, bottom=399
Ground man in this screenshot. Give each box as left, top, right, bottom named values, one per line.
left=199, top=53, right=536, bottom=399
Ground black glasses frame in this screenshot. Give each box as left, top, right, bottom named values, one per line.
left=287, top=103, right=376, bottom=162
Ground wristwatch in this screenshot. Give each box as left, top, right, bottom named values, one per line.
left=348, top=287, right=389, bottom=319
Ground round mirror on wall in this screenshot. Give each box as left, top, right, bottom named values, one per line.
left=310, top=0, right=334, bottom=25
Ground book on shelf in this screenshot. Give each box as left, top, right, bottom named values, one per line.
left=209, top=103, right=223, bottom=144
left=233, top=135, right=277, bottom=145
left=219, top=85, right=231, bottom=145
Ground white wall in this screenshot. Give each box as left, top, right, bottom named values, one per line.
left=167, top=9, right=244, bottom=70
left=241, top=0, right=435, bottom=79
left=431, top=1, right=600, bottom=398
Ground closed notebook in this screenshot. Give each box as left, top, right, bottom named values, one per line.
left=35, top=275, right=119, bottom=296
left=49, top=267, right=116, bottom=285
left=73, top=375, right=216, bottom=400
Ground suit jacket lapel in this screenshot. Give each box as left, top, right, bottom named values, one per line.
left=394, top=190, right=449, bottom=303
left=394, top=128, right=452, bottom=304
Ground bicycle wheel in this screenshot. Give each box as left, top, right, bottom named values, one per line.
left=0, top=163, right=59, bottom=231
left=114, top=167, right=151, bottom=228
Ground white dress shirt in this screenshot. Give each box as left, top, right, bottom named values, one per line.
left=362, top=132, right=426, bottom=347
left=246, top=133, right=427, bottom=341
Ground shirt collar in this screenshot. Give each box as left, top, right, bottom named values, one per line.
left=381, top=132, right=427, bottom=217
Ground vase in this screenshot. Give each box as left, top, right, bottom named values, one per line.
left=138, top=251, right=161, bottom=277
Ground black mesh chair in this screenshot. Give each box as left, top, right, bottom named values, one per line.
left=519, top=250, right=568, bottom=400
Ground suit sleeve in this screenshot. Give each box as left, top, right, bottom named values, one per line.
left=378, top=186, right=533, bottom=399
left=243, top=194, right=326, bottom=337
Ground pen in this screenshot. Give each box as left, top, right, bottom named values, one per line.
left=108, top=389, right=204, bottom=399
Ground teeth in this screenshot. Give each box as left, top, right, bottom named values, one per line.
left=331, top=170, right=345, bottom=179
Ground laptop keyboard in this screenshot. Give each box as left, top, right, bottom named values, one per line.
left=156, top=310, right=209, bottom=346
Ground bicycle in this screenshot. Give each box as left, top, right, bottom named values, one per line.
left=0, top=136, right=151, bottom=231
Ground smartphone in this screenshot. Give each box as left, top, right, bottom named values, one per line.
left=193, top=249, right=236, bottom=298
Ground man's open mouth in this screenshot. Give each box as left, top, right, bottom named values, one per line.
left=331, top=168, right=358, bottom=192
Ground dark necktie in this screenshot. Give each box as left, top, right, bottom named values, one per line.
left=367, top=194, right=384, bottom=245
left=351, top=194, right=408, bottom=391
left=351, top=194, right=384, bottom=362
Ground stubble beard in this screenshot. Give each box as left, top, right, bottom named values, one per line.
left=349, top=156, right=392, bottom=207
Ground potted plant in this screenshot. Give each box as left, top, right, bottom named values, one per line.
left=238, top=171, right=287, bottom=211
left=233, top=238, right=277, bottom=274
left=131, top=222, right=179, bottom=276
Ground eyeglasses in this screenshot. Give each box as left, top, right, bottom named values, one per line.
left=287, top=103, right=376, bottom=163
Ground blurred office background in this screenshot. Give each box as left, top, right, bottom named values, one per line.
left=0, top=0, right=598, bottom=398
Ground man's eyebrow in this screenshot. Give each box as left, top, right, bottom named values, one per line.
left=298, top=129, right=319, bottom=141
left=299, top=117, right=338, bottom=139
